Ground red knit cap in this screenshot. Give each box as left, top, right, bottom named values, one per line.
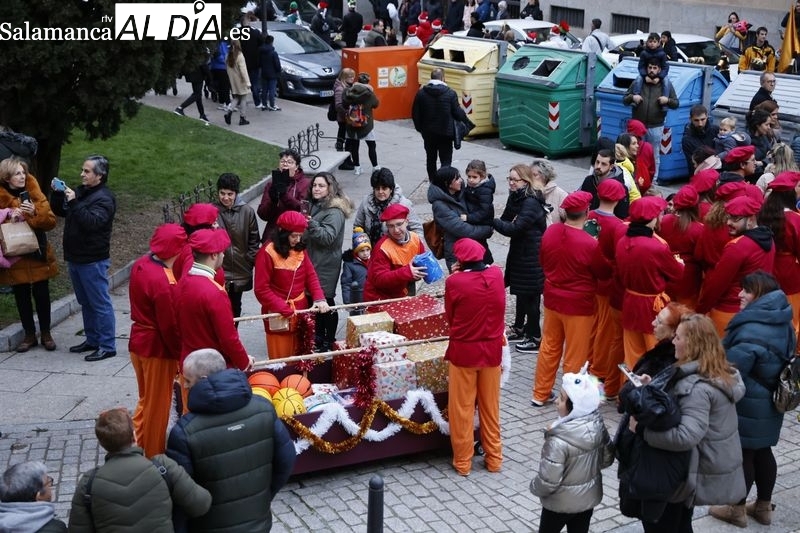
left=767, top=171, right=800, bottom=192
left=188, top=228, right=231, bottom=254
left=453, top=238, right=485, bottom=263
left=560, top=191, right=593, bottom=213
left=725, top=196, right=762, bottom=217
left=690, top=169, right=719, bottom=193
left=380, top=203, right=410, bottom=222
left=407, top=24, right=418, bottom=36
left=596, top=179, right=626, bottom=202
left=629, top=196, right=667, bottom=223
left=431, top=19, right=442, bottom=30
left=183, top=203, right=219, bottom=227
left=277, top=210, right=308, bottom=233
left=672, top=185, right=699, bottom=210
left=150, top=223, right=187, bottom=259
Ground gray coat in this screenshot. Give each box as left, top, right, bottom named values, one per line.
left=352, top=186, right=423, bottom=245
left=305, top=195, right=354, bottom=298
left=530, top=410, right=615, bottom=514
left=644, top=361, right=747, bottom=507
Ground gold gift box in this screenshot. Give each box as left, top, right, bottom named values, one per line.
left=345, top=312, right=394, bottom=348
left=406, top=341, right=449, bottom=394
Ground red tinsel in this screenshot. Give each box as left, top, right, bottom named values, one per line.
left=353, top=345, right=378, bottom=408
left=297, top=313, right=317, bottom=358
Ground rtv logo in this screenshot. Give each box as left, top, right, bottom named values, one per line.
left=114, top=1, right=247, bottom=40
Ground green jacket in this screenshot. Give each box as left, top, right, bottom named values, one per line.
left=68, top=447, right=211, bottom=533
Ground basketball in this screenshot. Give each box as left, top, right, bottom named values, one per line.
left=248, top=372, right=281, bottom=395
left=251, top=386, right=272, bottom=402
left=280, top=374, right=312, bottom=398
left=272, top=387, right=307, bottom=417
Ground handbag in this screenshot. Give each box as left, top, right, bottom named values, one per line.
left=423, top=219, right=445, bottom=260
left=327, top=99, right=337, bottom=121
left=0, top=221, right=39, bottom=257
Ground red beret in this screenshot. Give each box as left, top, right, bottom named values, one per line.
left=150, top=223, right=187, bottom=258
left=380, top=203, right=410, bottom=222
left=673, top=185, right=699, bottom=210
left=183, top=203, right=219, bottom=228
left=596, top=179, right=626, bottom=202
left=767, top=171, right=800, bottom=192
left=723, top=145, right=755, bottom=164
left=715, top=181, right=747, bottom=202
left=690, top=169, right=719, bottom=193
left=626, top=119, right=647, bottom=138
left=453, top=238, right=485, bottom=263
left=188, top=228, right=231, bottom=254
left=744, top=184, right=764, bottom=202
left=276, top=210, right=308, bottom=233
left=629, top=196, right=667, bottom=223
left=725, top=195, right=762, bottom=217
left=560, top=191, right=593, bottom=213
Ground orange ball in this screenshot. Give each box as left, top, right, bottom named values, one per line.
left=248, top=372, right=281, bottom=395
left=280, top=374, right=312, bottom=398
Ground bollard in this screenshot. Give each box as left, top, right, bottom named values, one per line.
left=366, top=474, right=384, bottom=533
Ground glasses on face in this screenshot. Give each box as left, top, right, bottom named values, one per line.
left=507, top=176, right=523, bottom=183
left=45, top=476, right=56, bottom=487
left=279, top=158, right=297, bottom=165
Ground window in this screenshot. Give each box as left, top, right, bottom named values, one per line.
left=611, top=14, right=649, bottom=35
left=550, top=6, right=584, bottom=29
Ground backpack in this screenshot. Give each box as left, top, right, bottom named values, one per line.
left=345, top=103, right=368, bottom=128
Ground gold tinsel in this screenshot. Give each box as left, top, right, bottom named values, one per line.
left=281, top=399, right=448, bottom=454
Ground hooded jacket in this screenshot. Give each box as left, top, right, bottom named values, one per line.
left=353, top=186, right=424, bottom=245
left=427, top=183, right=493, bottom=268
left=623, top=78, right=679, bottom=128
left=643, top=361, right=747, bottom=506
left=214, top=197, right=260, bottom=291
left=412, top=81, right=468, bottom=139
left=724, top=289, right=795, bottom=449
left=0, top=502, right=65, bottom=533
left=343, top=83, right=380, bottom=138
left=305, top=195, right=354, bottom=298
left=531, top=410, right=615, bottom=514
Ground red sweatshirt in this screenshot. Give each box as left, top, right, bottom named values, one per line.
left=773, top=210, right=800, bottom=295
left=128, top=254, right=180, bottom=359
left=363, top=233, right=425, bottom=302
left=658, top=214, right=704, bottom=303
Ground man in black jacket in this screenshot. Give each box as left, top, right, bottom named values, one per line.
left=412, top=68, right=469, bottom=180
left=51, top=155, right=117, bottom=361
left=341, top=0, right=364, bottom=48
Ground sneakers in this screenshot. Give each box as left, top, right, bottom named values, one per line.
left=173, top=107, right=185, bottom=116
left=216, top=104, right=227, bottom=110
left=516, top=337, right=541, bottom=353
left=224, top=111, right=232, bottom=125
left=199, top=114, right=210, bottom=123
left=268, top=105, right=281, bottom=111
left=354, top=166, right=362, bottom=175
left=239, top=117, right=250, bottom=125
left=506, top=326, right=525, bottom=342
left=531, top=391, right=557, bottom=407
left=338, top=161, right=355, bottom=171
left=256, top=103, right=266, bottom=110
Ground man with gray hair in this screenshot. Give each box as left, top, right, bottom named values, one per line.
left=0, top=461, right=66, bottom=532
left=167, top=348, right=297, bottom=532
left=582, top=18, right=611, bottom=54
left=51, top=155, right=117, bottom=362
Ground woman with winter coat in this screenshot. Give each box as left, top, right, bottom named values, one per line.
left=492, top=164, right=547, bottom=353
left=304, top=172, right=354, bottom=351
left=225, top=39, right=251, bottom=126
left=353, top=167, right=423, bottom=245
left=530, top=159, right=567, bottom=226
left=257, top=149, right=311, bottom=241
left=630, top=313, right=746, bottom=532
left=333, top=68, right=355, bottom=155
left=427, top=166, right=493, bottom=272
left=0, top=157, right=58, bottom=352
left=709, top=271, right=795, bottom=527
left=342, top=73, right=380, bottom=176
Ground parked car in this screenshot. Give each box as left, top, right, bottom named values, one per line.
left=258, top=22, right=341, bottom=99
left=601, top=32, right=740, bottom=81
left=454, top=19, right=582, bottom=49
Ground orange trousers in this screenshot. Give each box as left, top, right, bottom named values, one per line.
left=131, top=352, right=179, bottom=457
left=788, top=292, right=800, bottom=350
left=266, top=323, right=299, bottom=359
left=448, top=364, right=502, bottom=475
left=533, top=307, right=595, bottom=404
left=593, top=296, right=625, bottom=398
left=623, top=330, right=657, bottom=371
left=709, top=308, right=736, bottom=339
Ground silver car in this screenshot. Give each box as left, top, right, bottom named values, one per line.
left=266, top=22, right=341, bottom=99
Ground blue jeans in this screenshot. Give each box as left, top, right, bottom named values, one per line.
left=68, top=259, right=116, bottom=351
left=248, top=68, right=261, bottom=106
left=646, top=125, right=663, bottom=179
left=261, top=77, right=278, bottom=108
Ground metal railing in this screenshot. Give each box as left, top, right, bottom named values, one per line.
left=287, top=123, right=333, bottom=171
left=162, top=179, right=216, bottom=223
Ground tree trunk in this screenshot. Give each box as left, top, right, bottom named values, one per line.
left=33, top=137, right=64, bottom=193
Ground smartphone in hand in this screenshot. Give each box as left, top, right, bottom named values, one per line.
left=52, top=178, right=67, bottom=192
left=19, top=191, right=30, bottom=203
left=618, top=363, right=643, bottom=387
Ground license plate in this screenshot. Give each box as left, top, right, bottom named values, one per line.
left=319, top=90, right=334, bottom=97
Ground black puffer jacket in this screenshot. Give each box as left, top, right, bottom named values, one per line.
left=579, top=167, right=630, bottom=219
left=428, top=183, right=493, bottom=268
left=412, top=82, right=468, bottom=139
left=492, top=188, right=547, bottom=295
left=51, top=183, right=116, bottom=264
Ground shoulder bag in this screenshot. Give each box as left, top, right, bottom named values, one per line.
left=0, top=221, right=39, bottom=257
left=423, top=219, right=444, bottom=260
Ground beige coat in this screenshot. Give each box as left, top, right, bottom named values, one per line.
left=226, top=52, right=251, bottom=96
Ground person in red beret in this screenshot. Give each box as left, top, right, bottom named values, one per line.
left=690, top=168, right=720, bottom=219
left=627, top=119, right=656, bottom=193
left=532, top=191, right=612, bottom=406
left=176, top=228, right=253, bottom=378
left=616, top=196, right=684, bottom=370
left=758, top=171, right=800, bottom=337
left=444, top=238, right=505, bottom=476
left=128, top=223, right=187, bottom=456
left=695, top=180, right=747, bottom=277
left=697, top=195, right=775, bottom=337
left=173, top=202, right=226, bottom=286
left=658, top=185, right=704, bottom=310
left=719, top=145, right=757, bottom=184
left=363, top=202, right=427, bottom=301
left=254, top=210, right=328, bottom=359
left=587, top=179, right=629, bottom=399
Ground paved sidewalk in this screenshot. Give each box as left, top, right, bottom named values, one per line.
left=2, top=89, right=800, bottom=531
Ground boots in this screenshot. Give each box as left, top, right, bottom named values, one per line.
left=335, top=140, right=344, bottom=151
left=239, top=117, right=249, bottom=126
left=745, top=500, right=775, bottom=525
left=41, top=331, right=56, bottom=351
left=17, top=332, right=37, bottom=352
left=709, top=504, right=747, bottom=528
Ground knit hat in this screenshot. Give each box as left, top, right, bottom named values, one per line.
left=723, top=145, right=755, bottom=164
left=596, top=179, right=626, bottom=202
left=551, top=25, right=560, bottom=34
left=276, top=210, right=308, bottom=233
left=560, top=191, right=593, bottom=213
left=150, top=223, right=187, bottom=259
left=689, top=169, right=719, bottom=193
left=290, top=1, right=298, bottom=10
left=629, top=196, right=667, bottom=223
left=318, top=1, right=328, bottom=9
left=188, top=228, right=230, bottom=254
left=626, top=119, right=647, bottom=138
left=725, top=195, right=762, bottom=217
left=453, top=238, right=485, bottom=263
left=418, top=11, right=429, bottom=22
left=672, top=185, right=699, bottom=210
left=347, top=0, right=356, bottom=7
left=380, top=203, right=409, bottom=221
left=767, top=171, right=800, bottom=192
left=352, top=227, right=372, bottom=253
left=407, top=24, right=418, bottom=36
left=431, top=19, right=442, bottom=31
left=183, top=203, right=219, bottom=228
left=556, top=370, right=601, bottom=426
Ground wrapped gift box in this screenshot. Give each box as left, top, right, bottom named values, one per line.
left=345, top=312, right=394, bottom=348
left=360, top=331, right=408, bottom=363
left=406, top=341, right=449, bottom=394
left=379, top=294, right=448, bottom=340
left=332, top=354, right=363, bottom=390
left=374, top=359, right=417, bottom=401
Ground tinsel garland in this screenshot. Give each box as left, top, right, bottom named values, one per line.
left=281, top=389, right=451, bottom=455
left=296, top=313, right=316, bottom=359
left=353, top=345, right=378, bottom=408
